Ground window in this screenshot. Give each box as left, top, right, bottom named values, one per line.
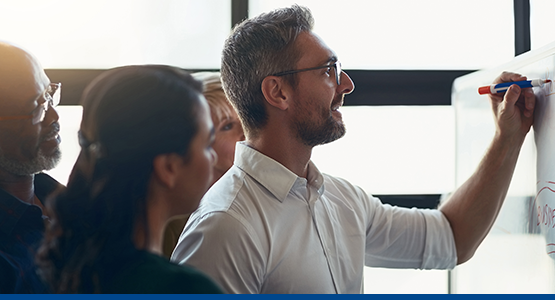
left=530, top=0, right=555, bottom=51
left=45, top=106, right=82, bottom=185
left=311, top=106, right=455, bottom=195
left=0, top=0, right=230, bottom=69
left=250, top=0, right=514, bottom=70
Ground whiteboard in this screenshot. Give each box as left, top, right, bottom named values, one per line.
left=452, top=41, right=555, bottom=293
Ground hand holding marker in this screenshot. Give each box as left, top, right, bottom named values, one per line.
left=478, top=79, right=551, bottom=95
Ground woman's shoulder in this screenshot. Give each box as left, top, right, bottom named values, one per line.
left=108, top=250, right=223, bottom=294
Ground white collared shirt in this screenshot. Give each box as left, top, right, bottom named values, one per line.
left=171, top=142, right=456, bottom=294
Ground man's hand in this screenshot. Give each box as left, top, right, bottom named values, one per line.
left=489, top=71, right=536, bottom=140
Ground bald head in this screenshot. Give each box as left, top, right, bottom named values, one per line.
left=0, top=42, right=49, bottom=114
left=0, top=41, right=60, bottom=176
left=0, top=41, right=37, bottom=70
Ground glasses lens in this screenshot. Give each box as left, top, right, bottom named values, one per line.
left=335, top=62, right=342, bottom=85
left=31, top=102, right=47, bottom=125
left=48, top=83, right=61, bottom=107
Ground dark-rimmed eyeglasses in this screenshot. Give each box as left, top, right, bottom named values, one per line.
left=0, top=83, right=61, bottom=125
left=272, top=61, right=342, bottom=85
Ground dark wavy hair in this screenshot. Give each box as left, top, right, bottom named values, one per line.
left=36, top=65, right=203, bottom=293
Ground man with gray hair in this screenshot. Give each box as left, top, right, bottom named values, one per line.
left=172, top=5, right=536, bottom=293
left=0, top=41, right=63, bottom=293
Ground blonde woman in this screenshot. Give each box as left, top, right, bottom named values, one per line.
left=162, top=72, right=245, bottom=258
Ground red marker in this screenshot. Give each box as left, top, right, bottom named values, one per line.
left=478, top=79, right=551, bottom=95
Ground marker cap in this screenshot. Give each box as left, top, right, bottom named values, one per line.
left=478, top=86, right=491, bottom=95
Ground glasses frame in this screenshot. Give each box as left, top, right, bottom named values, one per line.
left=0, top=83, right=61, bottom=125
left=272, top=61, right=342, bottom=85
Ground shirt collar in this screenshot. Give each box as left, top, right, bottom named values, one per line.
left=234, top=142, right=325, bottom=201
left=0, top=173, right=62, bottom=236
left=306, top=160, right=326, bottom=196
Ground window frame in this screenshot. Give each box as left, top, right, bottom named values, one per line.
left=50, top=0, right=529, bottom=107
left=45, top=0, right=529, bottom=210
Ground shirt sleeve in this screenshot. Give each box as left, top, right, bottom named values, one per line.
left=363, top=195, right=457, bottom=270
left=171, top=211, right=266, bottom=294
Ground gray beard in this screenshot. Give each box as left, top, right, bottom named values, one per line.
left=0, top=147, right=61, bottom=176
left=294, top=113, right=346, bottom=147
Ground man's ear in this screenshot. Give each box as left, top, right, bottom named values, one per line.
left=261, top=76, right=290, bottom=111
left=152, top=153, right=182, bottom=189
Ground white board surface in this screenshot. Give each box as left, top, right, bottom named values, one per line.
left=452, top=41, right=555, bottom=293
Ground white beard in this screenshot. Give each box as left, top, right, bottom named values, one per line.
left=0, top=147, right=61, bottom=176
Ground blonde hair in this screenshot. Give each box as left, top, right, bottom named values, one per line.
left=192, top=72, right=234, bottom=125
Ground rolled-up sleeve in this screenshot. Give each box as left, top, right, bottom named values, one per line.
left=362, top=195, right=457, bottom=270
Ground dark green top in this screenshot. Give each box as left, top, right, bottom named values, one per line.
left=106, top=249, right=223, bottom=294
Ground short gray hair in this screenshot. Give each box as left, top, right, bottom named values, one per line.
left=221, top=4, right=314, bottom=138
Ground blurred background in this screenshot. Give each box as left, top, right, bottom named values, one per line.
left=2, top=0, right=554, bottom=293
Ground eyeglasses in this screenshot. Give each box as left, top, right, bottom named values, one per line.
left=272, top=61, right=342, bottom=86
left=0, top=83, right=61, bottom=125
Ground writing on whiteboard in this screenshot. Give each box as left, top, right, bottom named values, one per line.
left=534, top=181, right=555, bottom=258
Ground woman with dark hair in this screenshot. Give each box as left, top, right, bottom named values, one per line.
left=36, top=65, right=223, bottom=293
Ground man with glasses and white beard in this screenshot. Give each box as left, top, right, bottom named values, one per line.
left=0, top=41, right=63, bottom=293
